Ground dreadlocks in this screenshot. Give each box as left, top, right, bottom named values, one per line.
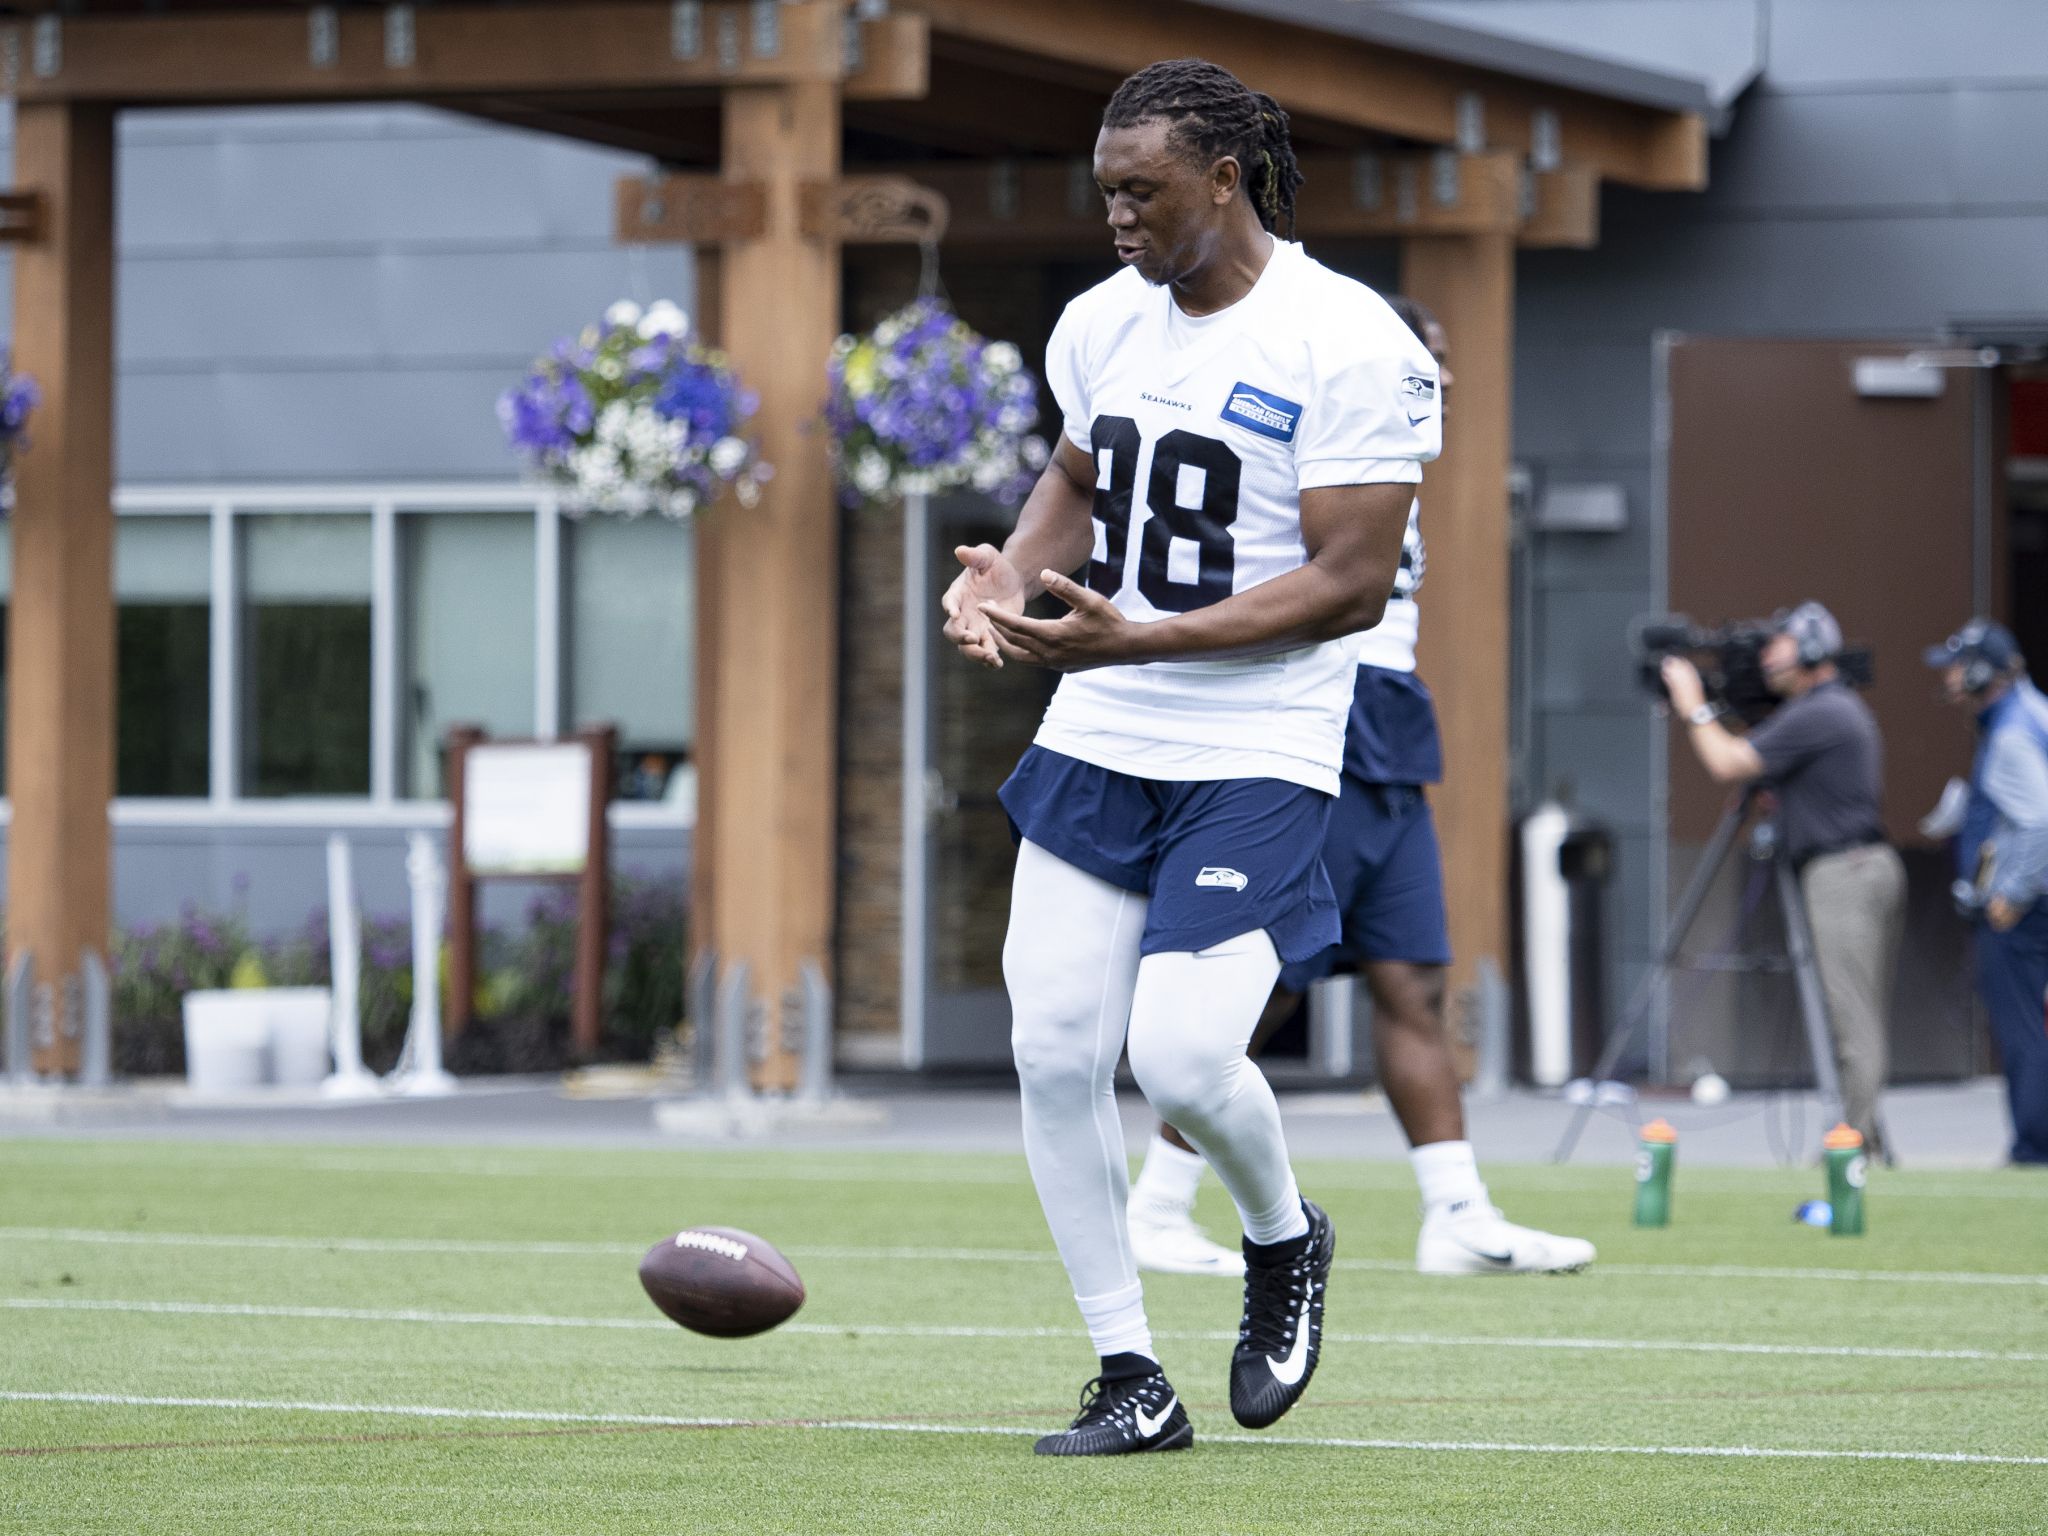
left=1102, top=58, right=1305, bottom=238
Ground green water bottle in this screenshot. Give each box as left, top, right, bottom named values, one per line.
left=1824, top=1123, right=1866, bottom=1236
left=1633, top=1117, right=1677, bottom=1227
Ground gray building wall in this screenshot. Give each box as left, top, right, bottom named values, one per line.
left=1500, top=0, right=2048, bottom=1053
left=2, top=102, right=699, bottom=935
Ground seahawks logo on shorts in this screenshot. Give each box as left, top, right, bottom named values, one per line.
left=1195, top=867, right=1249, bottom=892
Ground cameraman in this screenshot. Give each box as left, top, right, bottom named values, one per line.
left=1662, top=603, right=1904, bottom=1156
left=1927, top=620, right=2048, bottom=1165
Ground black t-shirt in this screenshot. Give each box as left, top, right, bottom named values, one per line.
left=1743, top=679, right=1886, bottom=864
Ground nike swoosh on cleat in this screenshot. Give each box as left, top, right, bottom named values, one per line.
left=1266, top=1297, right=1314, bottom=1387
left=1134, top=1395, right=1177, bottom=1439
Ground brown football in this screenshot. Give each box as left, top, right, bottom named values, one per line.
left=638, top=1226, right=806, bottom=1338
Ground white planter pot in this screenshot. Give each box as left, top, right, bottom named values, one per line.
left=182, top=987, right=335, bottom=1091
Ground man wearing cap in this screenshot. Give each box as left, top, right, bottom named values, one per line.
left=1663, top=603, right=1904, bottom=1156
left=1928, top=620, right=2048, bottom=1165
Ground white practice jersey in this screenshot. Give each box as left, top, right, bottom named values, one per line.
left=1034, top=240, right=1440, bottom=794
left=1351, top=498, right=1423, bottom=674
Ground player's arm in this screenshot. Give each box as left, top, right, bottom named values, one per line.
left=980, top=480, right=1412, bottom=671
left=940, top=435, right=1098, bottom=669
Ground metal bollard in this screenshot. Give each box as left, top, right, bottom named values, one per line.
left=687, top=948, right=718, bottom=1090
left=79, top=949, right=111, bottom=1088
left=796, top=960, right=832, bottom=1104
left=716, top=958, right=752, bottom=1101
left=4, top=951, right=30, bottom=1084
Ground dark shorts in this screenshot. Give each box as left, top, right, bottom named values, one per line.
left=999, top=745, right=1340, bottom=962
left=1277, top=777, right=1452, bottom=991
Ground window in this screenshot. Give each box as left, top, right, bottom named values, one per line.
left=76, top=489, right=698, bottom=813
left=116, top=516, right=212, bottom=797
left=566, top=514, right=695, bottom=802
left=401, top=511, right=536, bottom=798
left=241, top=513, right=372, bottom=797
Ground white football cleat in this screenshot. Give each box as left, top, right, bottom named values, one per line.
left=1416, top=1200, right=1596, bottom=1276
left=1127, top=1203, right=1246, bottom=1278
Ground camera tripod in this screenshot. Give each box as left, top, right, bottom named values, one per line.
left=1553, top=783, right=1877, bottom=1162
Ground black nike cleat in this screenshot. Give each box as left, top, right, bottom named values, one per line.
left=1229, top=1199, right=1334, bottom=1429
left=1033, top=1368, right=1194, bottom=1457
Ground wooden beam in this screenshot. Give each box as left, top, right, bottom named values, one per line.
left=6, top=3, right=928, bottom=106
left=800, top=175, right=949, bottom=244
left=7, top=103, right=116, bottom=1078
left=619, top=152, right=1556, bottom=250
left=1402, top=230, right=1516, bottom=1078
left=914, top=0, right=1705, bottom=191
left=707, top=79, right=842, bottom=1091
left=617, top=175, right=767, bottom=243
left=844, top=12, right=930, bottom=101
left=0, top=192, right=45, bottom=244
left=1294, top=151, right=1523, bottom=239
left=1518, top=164, right=1600, bottom=249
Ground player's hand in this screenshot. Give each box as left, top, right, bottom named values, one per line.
left=981, top=570, right=1139, bottom=672
left=941, top=544, right=1028, bottom=669
left=1986, top=895, right=2024, bottom=932
left=1662, top=656, right=1707, bottom=715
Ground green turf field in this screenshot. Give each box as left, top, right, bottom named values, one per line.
left=3, top=1138, right=2045, bottom=1533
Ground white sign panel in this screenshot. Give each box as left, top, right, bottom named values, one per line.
left=463, top=742, right=592, bottom=875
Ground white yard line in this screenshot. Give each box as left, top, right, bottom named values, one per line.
left=9, top=1297, right=2048, bottom=1364
left=5, top=1228, right=2045, bottom=1288
left=3, top=1390, right=2043, bottom=1466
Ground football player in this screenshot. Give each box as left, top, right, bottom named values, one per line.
left=942, top=59, right=1436, bottom=1455
left=1126, top=301, right=1597, bottom=1280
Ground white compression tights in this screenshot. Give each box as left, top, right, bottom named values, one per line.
left=1005, top=840, right=1307, bottom=1329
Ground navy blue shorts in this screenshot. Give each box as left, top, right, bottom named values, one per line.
left=1278, top=777, right=1452, bottom=991
left=999, top=746, right=1340, bottom=962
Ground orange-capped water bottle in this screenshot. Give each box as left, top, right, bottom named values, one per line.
left=1633, top=1118, right=1677, bottom=1227
left=1823, top=1123, right=1866, bottom=1236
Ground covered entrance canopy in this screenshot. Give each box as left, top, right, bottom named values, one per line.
left=3, top=0, right=1708, bottom=1078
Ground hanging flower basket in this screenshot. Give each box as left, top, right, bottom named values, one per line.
left=498, top=299, right=770, bottom=519
left=0, top=349, right=43, bottom=513
left=824, top=297, right=1046, bottom=509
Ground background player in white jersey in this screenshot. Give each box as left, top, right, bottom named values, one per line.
left=1125, top=300, right=1596, bottom=1279
left=941, top=59, right=1437, bottom=1456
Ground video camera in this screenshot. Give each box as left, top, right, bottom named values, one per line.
left=1632, top=614, right=1874, bottom=727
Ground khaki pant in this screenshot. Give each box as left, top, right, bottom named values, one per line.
left=1800, top=843, right=1907, bottom=1155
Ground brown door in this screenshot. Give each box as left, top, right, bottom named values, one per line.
left=1664, top=336, right=1988, bottom=1083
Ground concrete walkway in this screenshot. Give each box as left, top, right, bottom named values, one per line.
left=0, top=1073, right=2020, bottom=1168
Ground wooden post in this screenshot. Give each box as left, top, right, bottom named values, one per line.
left=8, top=103, right=116, bottom=1077
left=710, top=77, right=841, bottom=1089
left=1402, top=232, right=1515, bottom=1073
left=444, top=725, right=485, bottom=1034
left=573, top=725, right=615, bottom=1055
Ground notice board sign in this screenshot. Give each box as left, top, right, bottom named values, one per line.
left=463, top=742, right=594, bottom=875
left=445, top=726, right=616, bottom=1053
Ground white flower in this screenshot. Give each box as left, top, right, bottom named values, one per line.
left=708, top=435, right=749, bottom=478
left=853, top=449, right=891, bottom=496
left=638, top=299, right=688, bottom=339
left=983, top=341, right=1021, bottom=376
left=1021, top=434, right=1050, bottom=470
left=604, top=300, right=643, bottom=329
